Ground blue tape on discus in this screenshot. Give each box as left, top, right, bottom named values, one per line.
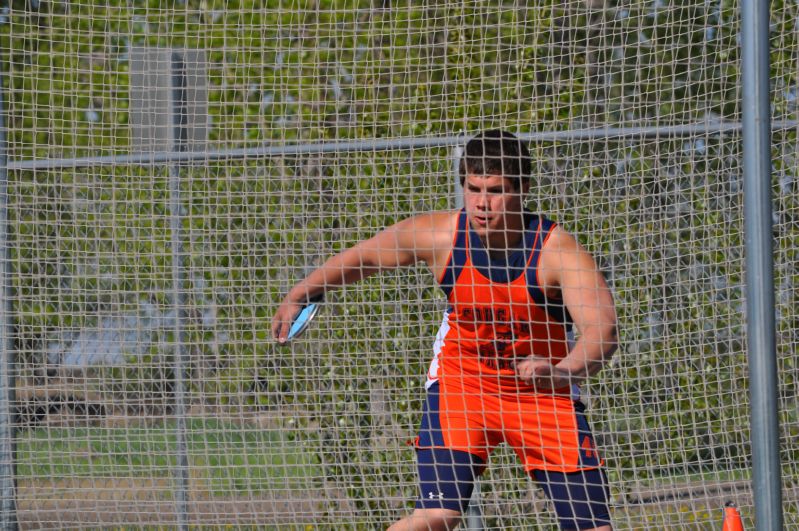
left=286, top=300, right=320, bottom=341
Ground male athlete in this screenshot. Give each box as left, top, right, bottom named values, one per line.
left=272, top=130, right=618, bottom=530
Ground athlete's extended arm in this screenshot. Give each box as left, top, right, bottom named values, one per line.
left=271, top=212, right=455, bottom=343
left=515, top=227, right=618, bottom=389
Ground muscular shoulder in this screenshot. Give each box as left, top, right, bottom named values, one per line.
left=406, top=210, right=459, bottom=237
left=393, top=210, right=459, bottom=276
left=538, top=225, right=598, bottom=294
left=540, top=225, right=581, bottom=255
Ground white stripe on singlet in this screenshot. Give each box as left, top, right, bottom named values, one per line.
left=425, top=309, right=451, bottom=389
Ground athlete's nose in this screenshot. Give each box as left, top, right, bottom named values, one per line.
left=475, top=191, right=488, bottom=210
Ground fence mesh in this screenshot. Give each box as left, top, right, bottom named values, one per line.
left=2, top=0, right=798, bottom=528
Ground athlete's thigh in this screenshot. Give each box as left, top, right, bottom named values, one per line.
left=414, top=382, right=487, bottom=513
left=508, top=396, right=602, bottom=471
left=415, top=381, right=492, bottom=459
left=532, top=467, right=612, bottom=530
left=415, top=447, right=484, bottom=514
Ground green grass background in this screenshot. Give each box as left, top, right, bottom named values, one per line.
left=17, top=419, right=316, bottom=496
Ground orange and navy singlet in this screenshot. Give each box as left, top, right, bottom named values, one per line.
left=417, top=209, right=603, bottom=473
left=426, top=208, right=574, bottom=395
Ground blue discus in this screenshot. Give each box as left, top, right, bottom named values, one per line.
left=285, top=296, right=322, bottom=342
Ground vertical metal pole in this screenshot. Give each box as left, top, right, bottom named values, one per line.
left=741, top=0, right=783, bottom=529
left=452, top=145, right=484, bottom=531
left=0, top=51, right=18, bottom=531
left=170, top=52, right=190, bottom=531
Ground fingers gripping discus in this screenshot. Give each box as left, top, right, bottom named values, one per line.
left=286, top=295, right=323, bottom=342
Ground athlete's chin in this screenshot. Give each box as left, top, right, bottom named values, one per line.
left=470, top=225, right=492, bottom=240
left=480, top=223, right=505, bottom=236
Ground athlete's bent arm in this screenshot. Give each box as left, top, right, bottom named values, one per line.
left=516, top=227, right=618, bottom=389
left=271, top=212, right=454, bottom=343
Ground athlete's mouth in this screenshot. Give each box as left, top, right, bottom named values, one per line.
left=473, top=215, right=490, bottom=226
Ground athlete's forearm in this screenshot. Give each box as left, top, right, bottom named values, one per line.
left=555, top=323, right=618, bottom=382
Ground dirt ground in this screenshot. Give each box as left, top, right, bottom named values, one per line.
left=17, top=477, right=340, bottom=529
left=16, top=475, right=787, bottom=530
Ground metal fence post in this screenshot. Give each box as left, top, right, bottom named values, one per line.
left=741, top=0, right=783, bottom=529
left=0, top=51, right=18, bottom=531
left=130, top=46, right=208, bottom=531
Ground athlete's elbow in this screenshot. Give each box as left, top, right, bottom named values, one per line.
left=585, top=324, right=617, bottom=378
left=602, top=323, right=619, bottom=359
left=585, top=321, right=618, bottom=360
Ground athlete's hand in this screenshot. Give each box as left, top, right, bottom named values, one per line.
left=514, top=356, right=572, bottom=390
left=271, top=297, right=302, bottom=344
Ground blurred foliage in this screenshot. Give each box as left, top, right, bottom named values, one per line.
left=2, top=0, right=799, bottom=526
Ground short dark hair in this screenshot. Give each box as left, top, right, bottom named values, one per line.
left=459, top=130, right=532, bottom=190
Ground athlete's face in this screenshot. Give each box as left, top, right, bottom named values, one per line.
left=463, top=174, right=527, bottom=242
